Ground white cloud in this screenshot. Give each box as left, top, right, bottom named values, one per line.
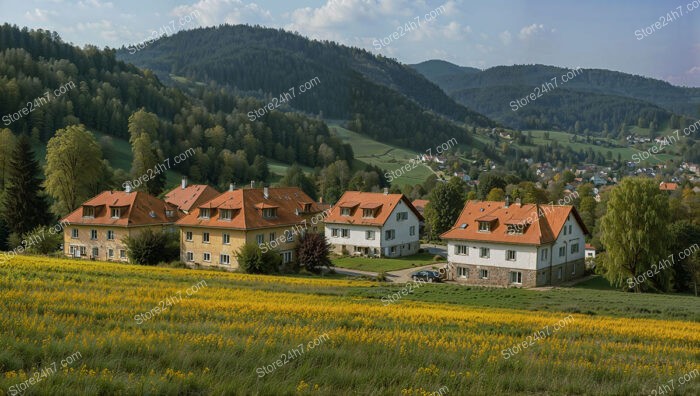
left=78, top=0, right=114, bottom=9
left=499, top=30, right=512, bottom=45
left=171, top=0, right=272, bottom=27
left=518, top=23, right=545, bottom=40
left=24, top=8, right=57, bottom=22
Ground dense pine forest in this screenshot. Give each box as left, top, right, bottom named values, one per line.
left=117, top=24, right=495, bottom=151
left=0, top=24, right=353, bottom=191
left=413, top=61, right=700, bottom=133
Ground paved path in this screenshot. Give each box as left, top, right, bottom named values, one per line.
left=330, top=262, right=449, bottom=283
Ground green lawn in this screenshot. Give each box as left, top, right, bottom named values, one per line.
left=329, top=124, right=436, bottom=186
left=349, top=275, right=700, bottom=321
left=332, top=252, right=440, bottom=272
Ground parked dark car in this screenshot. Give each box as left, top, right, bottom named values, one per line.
left=411, top=270, right=442, bottom=283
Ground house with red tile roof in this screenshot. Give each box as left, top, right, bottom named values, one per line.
left=176, top=186, right=324, bottom=269
left=441, top=197, right=589, bottom=287
left=659, top=182, right=679, bottom=191
left=324, top=190, right=423, bottom=257
left=61, top=188, right=180, bottom=261
left=165, top=177, right=221, bottom=214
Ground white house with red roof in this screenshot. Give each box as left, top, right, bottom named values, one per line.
left=441, top=197, right=589, bottom=287
left=324, top=190, right=423, bottom=257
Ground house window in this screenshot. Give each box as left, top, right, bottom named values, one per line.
left=571, top=242, right=579, bottom=254
left=455, top=245, right=468, bottom=255
left=385, top=230, right=395, bottom=240
left=269, top=232, right=275, bottom=242
left=120, top=250, right=126, bottom=259
left=541, top=248, right=549, bottom=261
left=506, top=250, right=516, bottom=261
left=510, top=271, right=523, bottom=284
left=90, top=230, right=98, bottom=240
left=341, top=208, right=351, bottom=216
left=557, top=267, right=563, bottom=280
left=203, top=232, right=210, bottom=243
left=186, top=251, right=194, bottom=262
left=107, top=230, right=115, bottom=241
left=108, top=249, right=114, bottom=259
left=111, top=208, right=121, bottom=218
left=91, top=247, right=99, bottom=258
left=281, top=251, right=293, bottom=264
left=341, top=229, right=349, bottom=238
left=366, top=230, right=375, bottom=240
left=284, top=230, right=294, bottom=243
left=331, top=228, right=339, bottom=237
left=165, top=210, right=175, bottom=218
left=256, top=234, right=264, bottom=244
left=478, top=222, right=490, bottom=232
left=203, top=252, right=211, bottom=262
left=507, top=224, right=524, bottom=234
left=362, top=209, right=375, bottom=218
left=220, top=254, right=230, bottom=265
left=568, top=225, right=572, bottom=234
left=396, top=212, right=408, bottom=221
left=186, top=232, right=193, bottom=241
left=479, top=247, right=490, bottom=258
left=479, top=269, right=489, bottom=279
left=563, top=225, right=567, bottom=236
left=71, top=229, right=79, bottom=239
left=458, top=267, right=469, bottom=278
left=262, top=208, right=277, bottom=218
left=390, top=246, right=397, bottom=254
left=83, top=206, right=95, bottom=218
left=200, top=208, right=211, bottom=219
left=559, top=246, right=566, bottom=257
left=409, top=226, right=416, bottom=236
left=223, top=233, right=230, bottom=245
left=220, top=209, right=232, bottom=221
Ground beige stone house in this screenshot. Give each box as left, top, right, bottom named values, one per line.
left=176, top=186, right=324, bottom=269
left=61, top=189, right=180, bottom=261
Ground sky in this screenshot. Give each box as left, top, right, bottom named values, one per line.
left=2, top=0, right=699, bottom=87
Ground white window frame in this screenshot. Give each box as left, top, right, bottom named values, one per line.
left=220, top=254, right=230, bottom=265
left=506, top=250, right=516, bottom=261
left=479, top=269, right=489, bottom=279
left=186, top=231, right=193, bottom=242
left=203, top=252, right=211, bottom=262
left=186, top=251, right=194, bottom=262
left=281, top=251, right=293, bottom=264
left=90, top=230, right=98, bottom=240
left=107, top=230, right=115, bottom=241
left=510, top=271, right=522, bottom=284
left=203, top=232, right=210, bottom=243
left=341, top=207, right=351, bottom=216
left=409, top=226, right=416, bottom=236
left=479, top=247, right=490, bottom=258
left=71, top=229, right=79, bottom=239
left=331, top=228, right=339, bottom=237
left=223, top=233, right=230, bottom=245
left=366, top=230, right=375, bottom=240
left=455, top=245, right=468, bottom=255
left=341, top=229, right=349, bottom=238
left=256, top=234, right=264, bottom=244
left=458, top=267, right=469, bottom=278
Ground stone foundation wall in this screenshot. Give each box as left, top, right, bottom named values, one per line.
left=450, top=258, right=586, bottom=288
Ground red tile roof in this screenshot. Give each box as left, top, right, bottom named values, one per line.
left=441, top=200, right=589, bottom=246
left=176, top=187, right=323, bottom=230
left=412, top=199, right=429, bottom=212
left=62, top=191, right=180, bottom=227
left=659, top=182, right=679, bottom=191
left=165, top=184, right=220, bottom=212
left=325, top=191, right=423, bottom=226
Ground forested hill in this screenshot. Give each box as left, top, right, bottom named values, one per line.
left=411, top=61, right=699, bottom=133
left=0, top=23, right=352, bottom=191
left=116, top=24, right=496, bottom=150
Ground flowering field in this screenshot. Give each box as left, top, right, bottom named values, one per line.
left=1, top=257, right=699, bottom=395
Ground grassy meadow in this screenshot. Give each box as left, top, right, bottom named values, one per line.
left=1, top=256, right=699, bottom=395
left=331, top=252, right=439, bottom=273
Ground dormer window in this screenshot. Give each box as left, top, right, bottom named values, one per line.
left=200, top=208, right=211, bottom=219
left=303, top=203, right=312, bottom=213
left=478, top=221, right=491, bottom=232
left=262, top=208, right=277, bottom=219
left=83, top=206, right=95, bottom=218
left=166, top=210, right=175, bottom=218
left=341, top=207, right=352, bottom=216
left=362, top=209, right=375, bottom=218
left=111, top=208, right=121, bottom=218
left=507, top=224, right=527, bottom=234
left=220, top=209, right=232, bottom=221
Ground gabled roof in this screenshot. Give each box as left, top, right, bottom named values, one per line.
left=659, top=182, right=679, bottom=191
left=176, top=187, right=322, bottom=230
left=412, top=199, right=429, bottom=213
left=165, top=184, right=221, bottom=213
left=62, top=191, right=180, bottom=227
left=325, top=191, right=423, bottom=226
left=441, top=200, right=589, bottom=246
